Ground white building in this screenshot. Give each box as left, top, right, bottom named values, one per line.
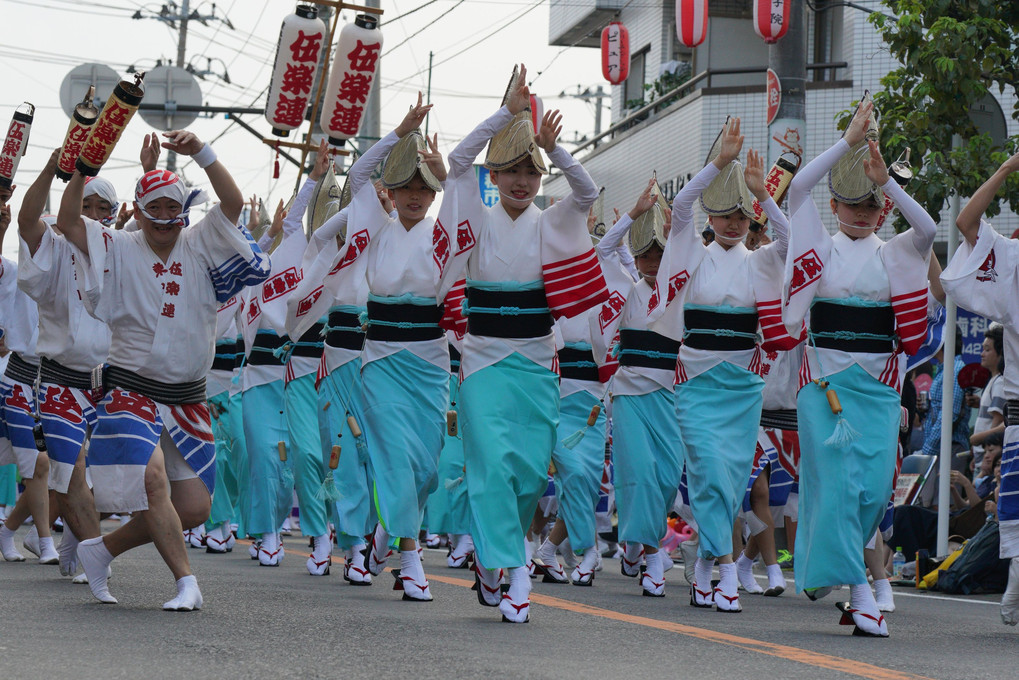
left=543, top=0, right=1018, bottom=251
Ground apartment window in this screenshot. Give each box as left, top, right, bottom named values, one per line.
left=709, top=0, right=751, bottom=18
left=624, top=46, right=649, bottom=108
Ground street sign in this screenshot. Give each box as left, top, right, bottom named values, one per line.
left=475, top=165, right=499, bottom=207
left=138, top=65, right=203, bottom=131
left=59, top=63, right=120, bottom=118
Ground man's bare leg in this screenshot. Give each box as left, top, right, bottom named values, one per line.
left=1, top=454, right=57, bottom=563
left=55, top=449, right=102, bottom=575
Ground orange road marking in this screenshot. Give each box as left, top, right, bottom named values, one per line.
left=236, top=541, right=928, bottom=680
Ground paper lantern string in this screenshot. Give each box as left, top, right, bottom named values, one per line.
left=273, top=141, right=281, bottom=179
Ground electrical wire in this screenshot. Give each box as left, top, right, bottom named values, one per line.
left=382, top=0, right=465, bottom=57
left=386, top=0, right=544, bottom=89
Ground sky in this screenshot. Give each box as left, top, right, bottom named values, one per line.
left=0, top=0, right=608, bottom=256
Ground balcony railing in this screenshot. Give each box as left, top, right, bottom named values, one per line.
left=569, top=62, right=849, bottom=157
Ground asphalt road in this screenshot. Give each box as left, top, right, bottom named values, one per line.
left=0, top=522, right=1014, bottom=680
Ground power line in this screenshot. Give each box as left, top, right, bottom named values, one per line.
left=382, top=0, right=465, bottom=57
left=382, top=0, right=442, bottom=25
left=386, top=0, right=544, bottom=89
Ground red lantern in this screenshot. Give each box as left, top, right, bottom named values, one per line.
left=601, top=21, right=629, bottom=85
left=56, top=86, right=99, bottom=182
left=676, top=0, right=708, bottom=48
left=0, top=102, right=33, bottom=190
left=265, top=5, right=327, bottom=137
left=76, top=76, right=144, bottom=178
left=530, top=94, right=543, bottom=134
left=320, top=13, right=383, bottom=146
left=754, top=0, right=790, bottom=44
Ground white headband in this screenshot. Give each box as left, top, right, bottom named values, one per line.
left=83, top=176, right=119, bottom=225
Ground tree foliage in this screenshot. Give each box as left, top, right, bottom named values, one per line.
left=841, top=0, right=1019, bottom=231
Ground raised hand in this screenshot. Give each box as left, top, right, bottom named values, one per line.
left=844, top=98, right=874, bottom=147
left=587, top=207, right=597, bottom=233
left=395, top=92, right=433, bottom=138
left=536, top=109, right=562, bottom=154
left=862, top=140, right=890, bottom=186
left=140, top=132, right=161, bottom=172
left=267, top=199, right=286, bottom=239
left=114, top=203, right=134, bottom=230
left=310, top=139, right=332, bottom=181
left=506, top=64, right=530, bottom=115
left=161, top=129, right=204, bottom=157
left=418, top=133, right=447, bottom=183
left=999, top=150, right=1019, bottom=176
left=744, top=148, right=769, bottom=201
left=246, top=195, right=260, bottom=231
left=629, top=178, right=657, bottom=219
left=713, top=117, right=743, bottom=169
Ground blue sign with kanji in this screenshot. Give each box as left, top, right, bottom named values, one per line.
left=475, top=165, right=499, bottom=208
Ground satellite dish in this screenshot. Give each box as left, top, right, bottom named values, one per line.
left=969, top=93, right=1007, bottom=149
left=60, top=63, right=121, bottom=118
left=138, top=65, right=203, bottom=131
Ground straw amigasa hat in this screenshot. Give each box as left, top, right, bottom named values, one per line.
left=381, top=129, right=442, bottom=192
left=828, top=92, right=883, bottom=205
left=629, top=176, right=670, bottom=256
left=307, top=162, right=349, bottom=240
left=484, top=65, right=548, bottom=174
left=589, top=187, right=607, bottom=244
left=700, top=117, right=755, bottom=218
left=249, top=199, right=272, bottom=243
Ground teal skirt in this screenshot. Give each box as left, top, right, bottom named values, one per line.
left=318, top=358, right=377, bottom=549
left=361, top=350, right=448, bottom=540
left=425, top=375, right=471, bottom=535
left=242, top=380, right=292, bottom=535
left=551, top=390, right=607, bottom=553
left=461, top=353, right=559, bottom=569
left=613, top=389, right=684, bottom=547
left=674, top=362, right=764, bottom=560
left=795, top=363, right=899, bottom=590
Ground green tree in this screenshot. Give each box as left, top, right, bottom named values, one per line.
left=842, top=0, right=1019, bottom=231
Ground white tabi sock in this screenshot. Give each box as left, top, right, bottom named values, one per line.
left=499, top=566, right=532, bottom=623
left=399, top=546, right=431, bottom=600
left=535, top=537, right=560, bottom=565
left=38, top=535, right=59, bottom=564
left=0, top=524, right=24, bottom=561
left=849, top=582, right=887, bottom=635
left=873, top=577, right=894, bottom=612
left=1002, top=558, right=1019, bottom=626
left=163, top=574, right=203, bottom=611
left=59, top=528, right=80, bottom=576
left=717, top=562, right=738, bottom=594
left=765, top=564, right=786, bottom=594
left=77, top=537, right=116, bottom=603
left=694, top=557, right=715, bottom=591
left=736, top=552, right=763, bottom=593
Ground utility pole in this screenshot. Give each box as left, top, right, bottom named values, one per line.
left=559, top=85, right=609, bottom=137
left=767, top=0, right=807, bottom=165
left=425, top=51, right=433, bottom=137
left=360, top=0, right=382, bottom=155
left=132, top=1, right=233, bottom=172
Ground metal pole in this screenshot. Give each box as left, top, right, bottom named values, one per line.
left=358, top=0, right=382, bottom=156
left=425, top=51, right=433, bottom=137
left=767, top=0, right=807, bottom=165
left=594, top=85, right=603, bottom=137
left=937, top=133, right=962, bottom=557
left=295, top=4, right=342, bottom=193
left=167, top=0, right=190, bottom=173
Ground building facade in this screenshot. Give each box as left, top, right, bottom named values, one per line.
left=543, top=0, right=1018, bottom=248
